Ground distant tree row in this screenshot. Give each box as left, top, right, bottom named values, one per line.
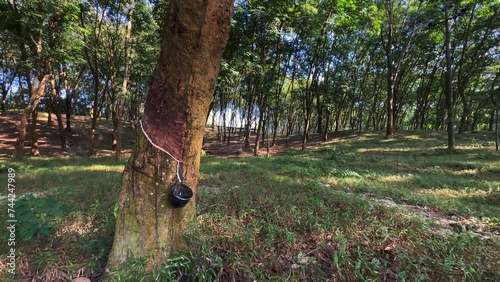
left=0, top=0, right=160, bottom=158
left=1, top=0, right=499, bottom=158
left=213, top=0, right=499, bottom=154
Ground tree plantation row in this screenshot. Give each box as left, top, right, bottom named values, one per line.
left=1, top=0, right=499, bottom=159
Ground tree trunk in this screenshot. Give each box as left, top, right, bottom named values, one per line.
left=244, top=87, right=255, bottom=151
left=271, top=115, right=279, bottom=146
left=254, top=96, right=265, bottom=156
left=30, top=110, right=39, bottom=156
left=107, top=0, right=233, bottom=269
left=49, top=75, right=66, bottom=149
left=489, top=108, right=495, bottom=131
left=53, top=105, right=65, bottom=149
left=65, top=90, right=72, bottom=132
left=89, top=91, right=99, bottom=156
left=14, top=75, right=50, bottom=158
left=63, top=67, right=83, bottom=133
left=496, top=106, right=499, bottom=151
left=458, top=100, right=470, bottom=134
left=323, top=110, right=330, bottom=142
left=302, top=114, right=310, bottom=151
left=1, top=87, right=6, bottom=116
left=114, top=0, right=135, bottom=162
left=384, top=0, right=395, bottom=138
left=444, top=6, right=455, bottom=150
left=46, top=94, right=53, bottom=126
left=227, top=110, right=235, bottom=145
left=0, top=71, right=15, bottom=115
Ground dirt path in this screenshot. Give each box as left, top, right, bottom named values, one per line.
left=354, top=191, right=500, bottom=240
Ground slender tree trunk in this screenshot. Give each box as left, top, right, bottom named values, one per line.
left=244, top=87, right=255, bottom=151
left=266, top=112, right=270, bottom=157
left=65, top=89, right=72, bottom=132
left=89, top=90, right=99, bottom=156
left=302, top=110, right=311, bottom=151
left=107, top=0, right=233, bottom=269
left=114, top=0, right=135, bottom=162
left=496, top=106, right=499, bottom=151
left=50, top=77, right=66, bottom=149
left=384, top=0, right=395, bottom=138
left=227, top=110, right=235, bottom=145
left=30, top=110, right=39, bottom=156
left=335, top=108, right=341, bottom=132
left=0, top=71, right=16, bottom=115
left=53, top=104, right=65, bottom=149
left=63, top=67, right=83, bottom=133
left=385, top=69, right=395, bottom=136
left=316, top=92, right=323, bottom=134
left=271, top=114, right=279, bottom=146
left=302, top=87, right=313, bottom=150
left=323, top=110, right=330, bottom=142
left=14, top=75, right=50, bottom=158
left=254, top=96, right=265, bottom=156
left=458, top=99, right=470, bottom=134
left=444, top=6, right=455, bottom=150
left=489, top=108, right=495, bottom=131
left=46, top=94, right=53, bottom=126
left=111, top=73, right=119, bottom=151
left=211, top=108, right=216, bottom=130
left=1, top=86, right=7, bottom=116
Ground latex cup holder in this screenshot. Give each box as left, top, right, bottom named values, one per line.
left=170, top=182, right=193, bottom=208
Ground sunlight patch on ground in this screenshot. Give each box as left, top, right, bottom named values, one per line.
left=357, top=147, right=436, bottom=153
left=58, top=164, right=124, bottom=172
left=57, top=215, right=96, bottom=237
left=379, top=174, right=414, bottom=184
left=456, top=145, right=498, bottom=151
left=403, top=135, right=424, bottom=140
left=450, top=169, right=481, bottom=176
left=419, top=188, right=490, bottom=199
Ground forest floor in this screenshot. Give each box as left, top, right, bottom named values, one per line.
left=0, top=112, right=136, bottom=158
left=0, top=112, right=499, bottom=281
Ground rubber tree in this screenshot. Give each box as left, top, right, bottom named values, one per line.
left=114, top=0, right=135, bottom=162
left=1, top=0, right=61, bottom=157
left=107, top=0, right=234, bottom=269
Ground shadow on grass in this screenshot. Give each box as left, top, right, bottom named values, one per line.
left=200, top=130, right=500, bottom=219
left=0, top=164, right=122, bottom=280
left=197, top=153, right=500, bottom=281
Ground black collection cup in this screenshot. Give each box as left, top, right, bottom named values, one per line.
left=170, top=182, right=193, bottom=208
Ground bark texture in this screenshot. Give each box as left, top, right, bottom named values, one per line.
left=107, top=0, right=233, bottom=269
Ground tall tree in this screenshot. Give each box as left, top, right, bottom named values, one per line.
left=113, top=0, right=135, bottom=161
left=1, top=0, right=74, bottom=157
left=107, top=0, right=234, bottom=269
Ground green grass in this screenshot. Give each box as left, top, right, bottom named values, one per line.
left=0, top=156, right=124, bottom=280
left=193, top=130, right=500, bottom=281
left=0, top=130, right=499, bottom=281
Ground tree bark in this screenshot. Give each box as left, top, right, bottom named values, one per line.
left=107, top=0, right=233, bottom=269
